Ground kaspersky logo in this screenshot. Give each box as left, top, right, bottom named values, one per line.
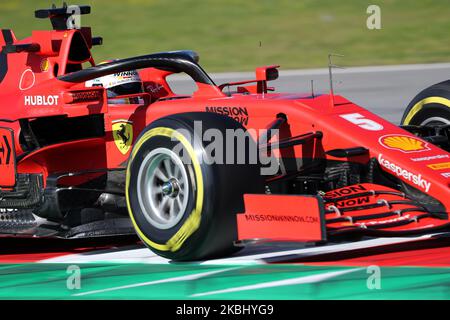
left=379, top=134, right=430, bottom=153
left=378, top=154, right=431, bottom=192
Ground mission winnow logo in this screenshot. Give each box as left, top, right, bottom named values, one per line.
left=205, top=106, right=249, bottom=125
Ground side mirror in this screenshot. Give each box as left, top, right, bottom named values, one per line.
left=256, top=65, right=280, bottom=82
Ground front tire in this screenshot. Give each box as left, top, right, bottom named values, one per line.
left=126, top=112, right=264, bottom=261
left=402, top=80, right=450, bottom=126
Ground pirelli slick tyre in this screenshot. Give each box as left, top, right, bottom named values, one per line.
left=126, top=112, right=264, bottom=261
left=402, top=80, right=450, bottom=126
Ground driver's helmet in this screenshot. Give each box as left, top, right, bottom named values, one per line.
left=85, top=61, right=144, bottom=104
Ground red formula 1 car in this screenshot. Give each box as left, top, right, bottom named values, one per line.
left=0, top=5, right=449, bottom=261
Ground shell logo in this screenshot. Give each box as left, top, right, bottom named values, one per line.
left=379, top=134, right=430, bottom=153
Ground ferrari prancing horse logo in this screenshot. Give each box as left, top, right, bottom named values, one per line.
left=112, top=120, right=133, bottom=155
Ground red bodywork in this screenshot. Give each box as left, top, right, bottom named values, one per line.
left=0, top=11, right=449, bottom=241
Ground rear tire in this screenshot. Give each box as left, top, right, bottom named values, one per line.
left=126, top=112, right=264, bottom=261
left=402, top=80, right=450, bottom=126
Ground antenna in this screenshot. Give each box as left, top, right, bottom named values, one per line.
left=328, top=53, right=344, bottom=107
left=310, top=79, right=315, bottom=98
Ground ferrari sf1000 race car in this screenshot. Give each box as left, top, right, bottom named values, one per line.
left=0, top=4, right=449, bottom=261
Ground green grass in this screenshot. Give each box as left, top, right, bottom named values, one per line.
left=1, top=0, right=449, bottom=71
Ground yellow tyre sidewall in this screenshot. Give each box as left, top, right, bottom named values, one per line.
left=125, top=127, right=204, bottom=252
left=403, top=96, right=450, bottom=125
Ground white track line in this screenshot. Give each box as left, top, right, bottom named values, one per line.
left=40, top=233, right=443, bottom=265
left=40, top=246, right=169, bottom=264
left=201, top=233, right=440, bottom=265
left=191, top=268, right=361, bottom=298
left=73, top=267, right=240, bottom=297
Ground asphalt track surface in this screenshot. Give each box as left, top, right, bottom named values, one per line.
left=1, top=64, right=450, bottom=300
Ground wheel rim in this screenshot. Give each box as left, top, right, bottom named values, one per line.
left=136, top=148, right=190, bottom=229
left=420, top=116, right=450, bottom=126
